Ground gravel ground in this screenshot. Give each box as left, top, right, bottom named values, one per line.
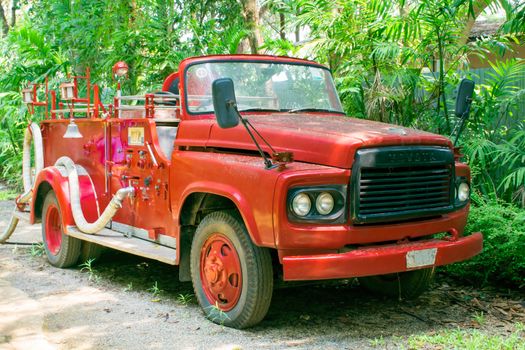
left=0, top=199, right=524, bottom=350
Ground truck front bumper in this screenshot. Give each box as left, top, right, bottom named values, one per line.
left=282, top=233, right=482, bottom=281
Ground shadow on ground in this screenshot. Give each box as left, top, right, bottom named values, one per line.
left=89, top=249, right=525, bottom=342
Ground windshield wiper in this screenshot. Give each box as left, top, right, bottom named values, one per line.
left=287, top=108, right=344, bottom=114
left=238, top=107, right=283, bottom=112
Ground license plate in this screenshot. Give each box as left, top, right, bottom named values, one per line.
left=406, top=248, right=437, bottom=268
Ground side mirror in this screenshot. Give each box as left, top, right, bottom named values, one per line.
left=455, top=78, right=475, bottom=118
left=212, top=78, right=240, bottom=129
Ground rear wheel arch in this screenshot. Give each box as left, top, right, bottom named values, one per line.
left=31, top=166, right=99, bottom=227
left=34, top=181, right=53, bottom=222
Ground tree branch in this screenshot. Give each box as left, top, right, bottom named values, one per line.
left=10, top=0, right=16, bottom=28
left=0, top=3, right=9, bottom=37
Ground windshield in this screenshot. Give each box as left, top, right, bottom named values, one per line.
left=185, top=61, right=344, bottom=114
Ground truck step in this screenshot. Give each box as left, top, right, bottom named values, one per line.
left=66, top=226, right=177, bottom=265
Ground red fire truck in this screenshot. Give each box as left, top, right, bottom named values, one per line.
left=2, top=54, right=482, bottom=328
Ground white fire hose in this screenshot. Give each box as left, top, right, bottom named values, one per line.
left=0, top=123, right=43, bottom=243
left=1, top=122, right=134, bottom=243
left=54, top=156, right=135, bottom=234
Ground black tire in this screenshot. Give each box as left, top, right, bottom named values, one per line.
left=41, top=191, right=81, bottom=268
left=79, top=242, right=104, bottom=263
left=359, top=268, right=435, bottom=300
left=190, top=211, right=273, bottom=329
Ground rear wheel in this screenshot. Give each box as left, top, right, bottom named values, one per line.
left=42, top=191, right=81, bottom=268
left=359, top=268, right=435, bottom=300
left=190, top=211, right=273, bottom=329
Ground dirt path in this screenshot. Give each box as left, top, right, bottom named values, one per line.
left=0, top=200, right=524, bottom=349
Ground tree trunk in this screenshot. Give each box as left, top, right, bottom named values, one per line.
left=239, top=0, right=263, bottom=53
left=10, top=0, right=16, bottom=27
left=279, top=11, right=285, bottom=40
left=295, top=7, right=300, bottom=42
left=0, top=3, right=9, bottom=37
left=458, top=2, right=491, bottom=46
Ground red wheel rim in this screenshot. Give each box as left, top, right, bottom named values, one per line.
left=45, top=204, right=62, bottom=255
left=200, top=233, right=243, bottom=311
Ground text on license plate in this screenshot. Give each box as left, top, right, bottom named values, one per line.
left=406, top=248, right=437, bottom=268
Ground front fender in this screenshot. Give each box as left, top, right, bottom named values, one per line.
left=31, top=166, right=99, bottom=229
left=178, top=181, right=270, bottom=247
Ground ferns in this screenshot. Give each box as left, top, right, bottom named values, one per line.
left=497, top=130, right=525, bottom=206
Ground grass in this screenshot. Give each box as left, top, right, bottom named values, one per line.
left=205, top=302, right=231, bottom=326
left=176, top=293, right=195, bottom=305
left=30, top=242, right=45, bottom=257
left=79, top=259, right=100, bottom=283
left=473, top=311, right=486, bottom=325
left=407, top=323, right=525, bottom=350
left=0, top=188, right=18, bottom=201
left=369, top=336, right=386, bottom=347
left=123, top=282, right=133, bottom=292
left=147, top=281, right=163, bottom=301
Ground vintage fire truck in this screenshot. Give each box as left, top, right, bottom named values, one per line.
left=1, top=54, right=482, bottom=328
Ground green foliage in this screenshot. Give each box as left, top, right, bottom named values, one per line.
left=176, top=293, right=196, bottom=305
left=30, top=242, right=45, bottom=257
left=408, top=324, right=525, bottom=350
left=79, top=258, right=101, bottom=283
left=460, top=59, right=525, bottom=205
left=445, top=202, right=525, bottom=288
left=0, top=0, right=251, bottom=184
left=147, top=281, right=163, bottom=301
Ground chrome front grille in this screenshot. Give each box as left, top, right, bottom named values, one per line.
left=351, top=146, right=455, bottom=224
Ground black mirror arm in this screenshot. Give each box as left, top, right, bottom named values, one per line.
left=452, top=98, right=472, bottom=146
left=233, top=108, right=278, bottom=170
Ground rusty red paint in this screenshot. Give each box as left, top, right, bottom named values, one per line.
left=200, top=233, right=243, bottom=311
left=282, top=232, right=483, bottom=281
left=44, top=203, right=62, bottom=255
left=22, top=54, right=480, bottom=285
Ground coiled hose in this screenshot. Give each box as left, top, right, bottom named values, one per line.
left=54, top=156, right=134, bottom=234
left=1, top=123, right=134, bottom=243
left=0, top=123, right=43, bottom=243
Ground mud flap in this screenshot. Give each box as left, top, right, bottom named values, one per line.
left=178, top=226, right=193, bottom=282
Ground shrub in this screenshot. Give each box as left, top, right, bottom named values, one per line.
left=444, top=202, right=525, bottom=288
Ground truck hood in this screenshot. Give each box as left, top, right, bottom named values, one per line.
left=178, top=113, right=453, bottom=169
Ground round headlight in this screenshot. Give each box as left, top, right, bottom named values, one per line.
left=316, top=192, right=334, bottom=215
left=292, top=193, right=311, bottom=217
left=457, top=182, right=470, bottom=202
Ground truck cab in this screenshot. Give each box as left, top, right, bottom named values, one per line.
left=20, top=54, right=482, bottom=329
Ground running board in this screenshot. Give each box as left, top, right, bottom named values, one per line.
left=66, top=226, right=177, bottom=265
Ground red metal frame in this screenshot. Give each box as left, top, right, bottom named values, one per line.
left=200, top=233, right=243, bottom=311
left=25, top=54, right=481, bottom=283
left=283, top=232, right=483, bottom=281
left=44, top=203, right=62, bottom=255
left=22, top=78, right=49, bottom=118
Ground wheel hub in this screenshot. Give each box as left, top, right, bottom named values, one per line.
left=200, top=233, right=242, bottom=311
left=45, top=204, right=62, bottom=255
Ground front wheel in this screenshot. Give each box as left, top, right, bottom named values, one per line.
left=359, top=268, right=435, bottom=300
left=190, top=211, right=273, bottom=329
left=42, top=191, right=81, bottom=268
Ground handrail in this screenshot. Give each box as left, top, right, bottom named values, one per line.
left=115, top=105, right=180, bottom=111
left=51, top=108, right=93, bottom=113
left=187, top=94, right=275, bottom=101
left=118, top=94, right=180, bottom=101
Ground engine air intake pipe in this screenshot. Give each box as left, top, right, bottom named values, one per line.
left=54, top=156, right=135, bottom=234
